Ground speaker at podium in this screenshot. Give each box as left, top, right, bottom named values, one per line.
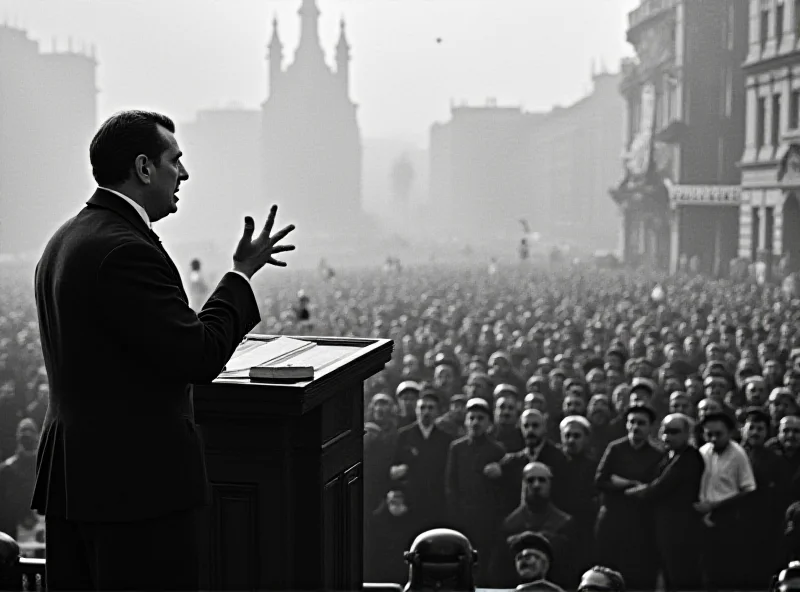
left=193, top=334, right=393, bottom=591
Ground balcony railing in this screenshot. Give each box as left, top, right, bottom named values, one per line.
left=628, top=0, right=680, bottom=31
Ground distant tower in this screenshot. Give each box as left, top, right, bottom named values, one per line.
left=268, top=15, right=283, bottom=97
left=336, top=17, right=350, bottom=97
left=296, top=0, right=323, bottom=62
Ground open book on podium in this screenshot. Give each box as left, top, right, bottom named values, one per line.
left=219, top=335, right=320, bottom=381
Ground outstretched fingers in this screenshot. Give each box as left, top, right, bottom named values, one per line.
left=262, top=205, right=278, bottom=236
left=271, top=244, right=296, bottom=254
left=267, top=256, right=288, bottom=267
left=270, top=223, right=296, bottom=244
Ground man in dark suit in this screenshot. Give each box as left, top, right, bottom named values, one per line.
left=594, top=404, right=664, bottom=591
left=390, top=388, right=453, bottom=534
left=32, top=110, right=295, bottom=591
left=625, top=413, right=704, bottom=591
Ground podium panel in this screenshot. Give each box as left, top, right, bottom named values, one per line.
left=193, top=336, right=392, bottom=591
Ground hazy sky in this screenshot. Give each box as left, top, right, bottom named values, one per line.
left=2, top=0, right=639, bottom=144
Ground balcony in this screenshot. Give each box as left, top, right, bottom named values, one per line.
left=628, top=0, right=680, bottom=33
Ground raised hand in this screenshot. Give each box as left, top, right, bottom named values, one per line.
left=232, top=205, right=296, bottom=279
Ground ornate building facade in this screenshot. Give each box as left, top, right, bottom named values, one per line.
left=739, top=0, right=800, bottom=276
left=611, top=0, right=748, bottom=275
left=261, top=0, right=363, bottom=239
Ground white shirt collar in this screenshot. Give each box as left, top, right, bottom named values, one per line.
left=418, top=423, right=434, bottom=439
left=99, top=187, right=151, bottom=230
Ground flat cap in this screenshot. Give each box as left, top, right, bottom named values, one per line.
left=465, top=398, right=492, bottom=417
left=507, top=531, right=553, bottom=563
left=396, top=381, right=421, bottom=396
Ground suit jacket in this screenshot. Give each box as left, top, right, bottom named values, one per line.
left=445, top=434, right=506, bottom=522
left=635, top=445, right=704, bottom=524
left=393, top=423, right=453, bottom=519
left=32, top=189, right=261, bottom=523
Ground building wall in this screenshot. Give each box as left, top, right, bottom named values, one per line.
left=427, top=75, right=625, bottom=250
left=0, top=25, right=97, bottom=256
left=528, top=73, right=625, bottom=250
left=426, top=104, right=535, bottom=241
left=681, top=0, right=748, bottom=185
left=739, top=0, right=800, bottom=260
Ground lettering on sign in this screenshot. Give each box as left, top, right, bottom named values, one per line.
left=669, top=185, right=742, bottom=206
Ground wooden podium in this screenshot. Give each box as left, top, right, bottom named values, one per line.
left=192, top=335, right=393, bottom=592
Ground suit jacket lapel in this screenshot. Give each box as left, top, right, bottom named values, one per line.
left=86, top=189, right=189, bottom=303
left=148, top=231, right=189, bottom=303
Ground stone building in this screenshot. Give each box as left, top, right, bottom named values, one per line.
left=611, top=0, right=749, bottom=275
left=739, top=0, right=800, bottom=276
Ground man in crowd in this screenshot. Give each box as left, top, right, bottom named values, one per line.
left=506, top=531, right=564, bottom=592
left=769, top=415, right=800, bottom=506
left=396, top=381, right=421, bottom=430
left=491, top=462, right=572, bottom=588
left=498, top=409, right=568, bottom=516
left=741, top=407, right=785, bottom=587
left=0, top=419, right=39, bottom=539
left=696, top=411, right=756, bottom=590
left=391, top=388, right=453, bottom=534
left=445, top=398, right=505, bottom=584
left=364, top=488, right=417, bottom=584
left=556, top=415, right=597, bottom=581
left=624, top=413, right=703, bottom=591
left=491, top=389, right=525, bottom=452
left=595, top=404, right=663, bottom=590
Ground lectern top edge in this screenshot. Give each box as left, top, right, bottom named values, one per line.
left=211, top=334, right=392, bottom=388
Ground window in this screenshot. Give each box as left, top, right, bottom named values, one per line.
left=791, top=89, right=800, bottom=129
left=725, top=68, right=733, bottom=117
left=777, top=2, right=785, bottom=48
left=728, top=4, right=736, bottom=50
left=757, top=96, right=766, bottom=147
left=796, top=0, right=800, bottom=35
left=773, top=93, right=782, bottom=147
left=761, top=8, right=770, bottom=50
left=720, top=68, right=733, bottom=118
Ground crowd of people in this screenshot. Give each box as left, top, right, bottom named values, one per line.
left=358, top=261, right=800, bottom=591
left=3, top=257, right=800, bottom=590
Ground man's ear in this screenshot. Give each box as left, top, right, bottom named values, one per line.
left=134, top=154, right=151, bottom=184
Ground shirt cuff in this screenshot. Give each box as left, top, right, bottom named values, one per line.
left=229, top=269, right=252, bottom=287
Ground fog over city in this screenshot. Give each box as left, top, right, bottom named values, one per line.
left=7, top=2, right=800, bottom=591
left=0, top=0, right=637, bottom=272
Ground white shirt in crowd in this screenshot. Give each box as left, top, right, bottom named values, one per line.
left=698, top=440, right=756, bottom=505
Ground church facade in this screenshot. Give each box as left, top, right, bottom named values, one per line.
left=261, top=0, right=363, bottom=239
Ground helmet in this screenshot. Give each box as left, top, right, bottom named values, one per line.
left=773, top=561, right=800, bottom=592
left=403, top=528, right=477, bottom=592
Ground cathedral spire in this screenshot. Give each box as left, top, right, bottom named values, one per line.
left=268, top=14, right=283, bottom=98
left=336, top=16, right=351, bottom=95
left=297, top=0, right=323, bottom=56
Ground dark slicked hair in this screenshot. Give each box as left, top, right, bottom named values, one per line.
left=90, top=110, right=175, bottom=186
